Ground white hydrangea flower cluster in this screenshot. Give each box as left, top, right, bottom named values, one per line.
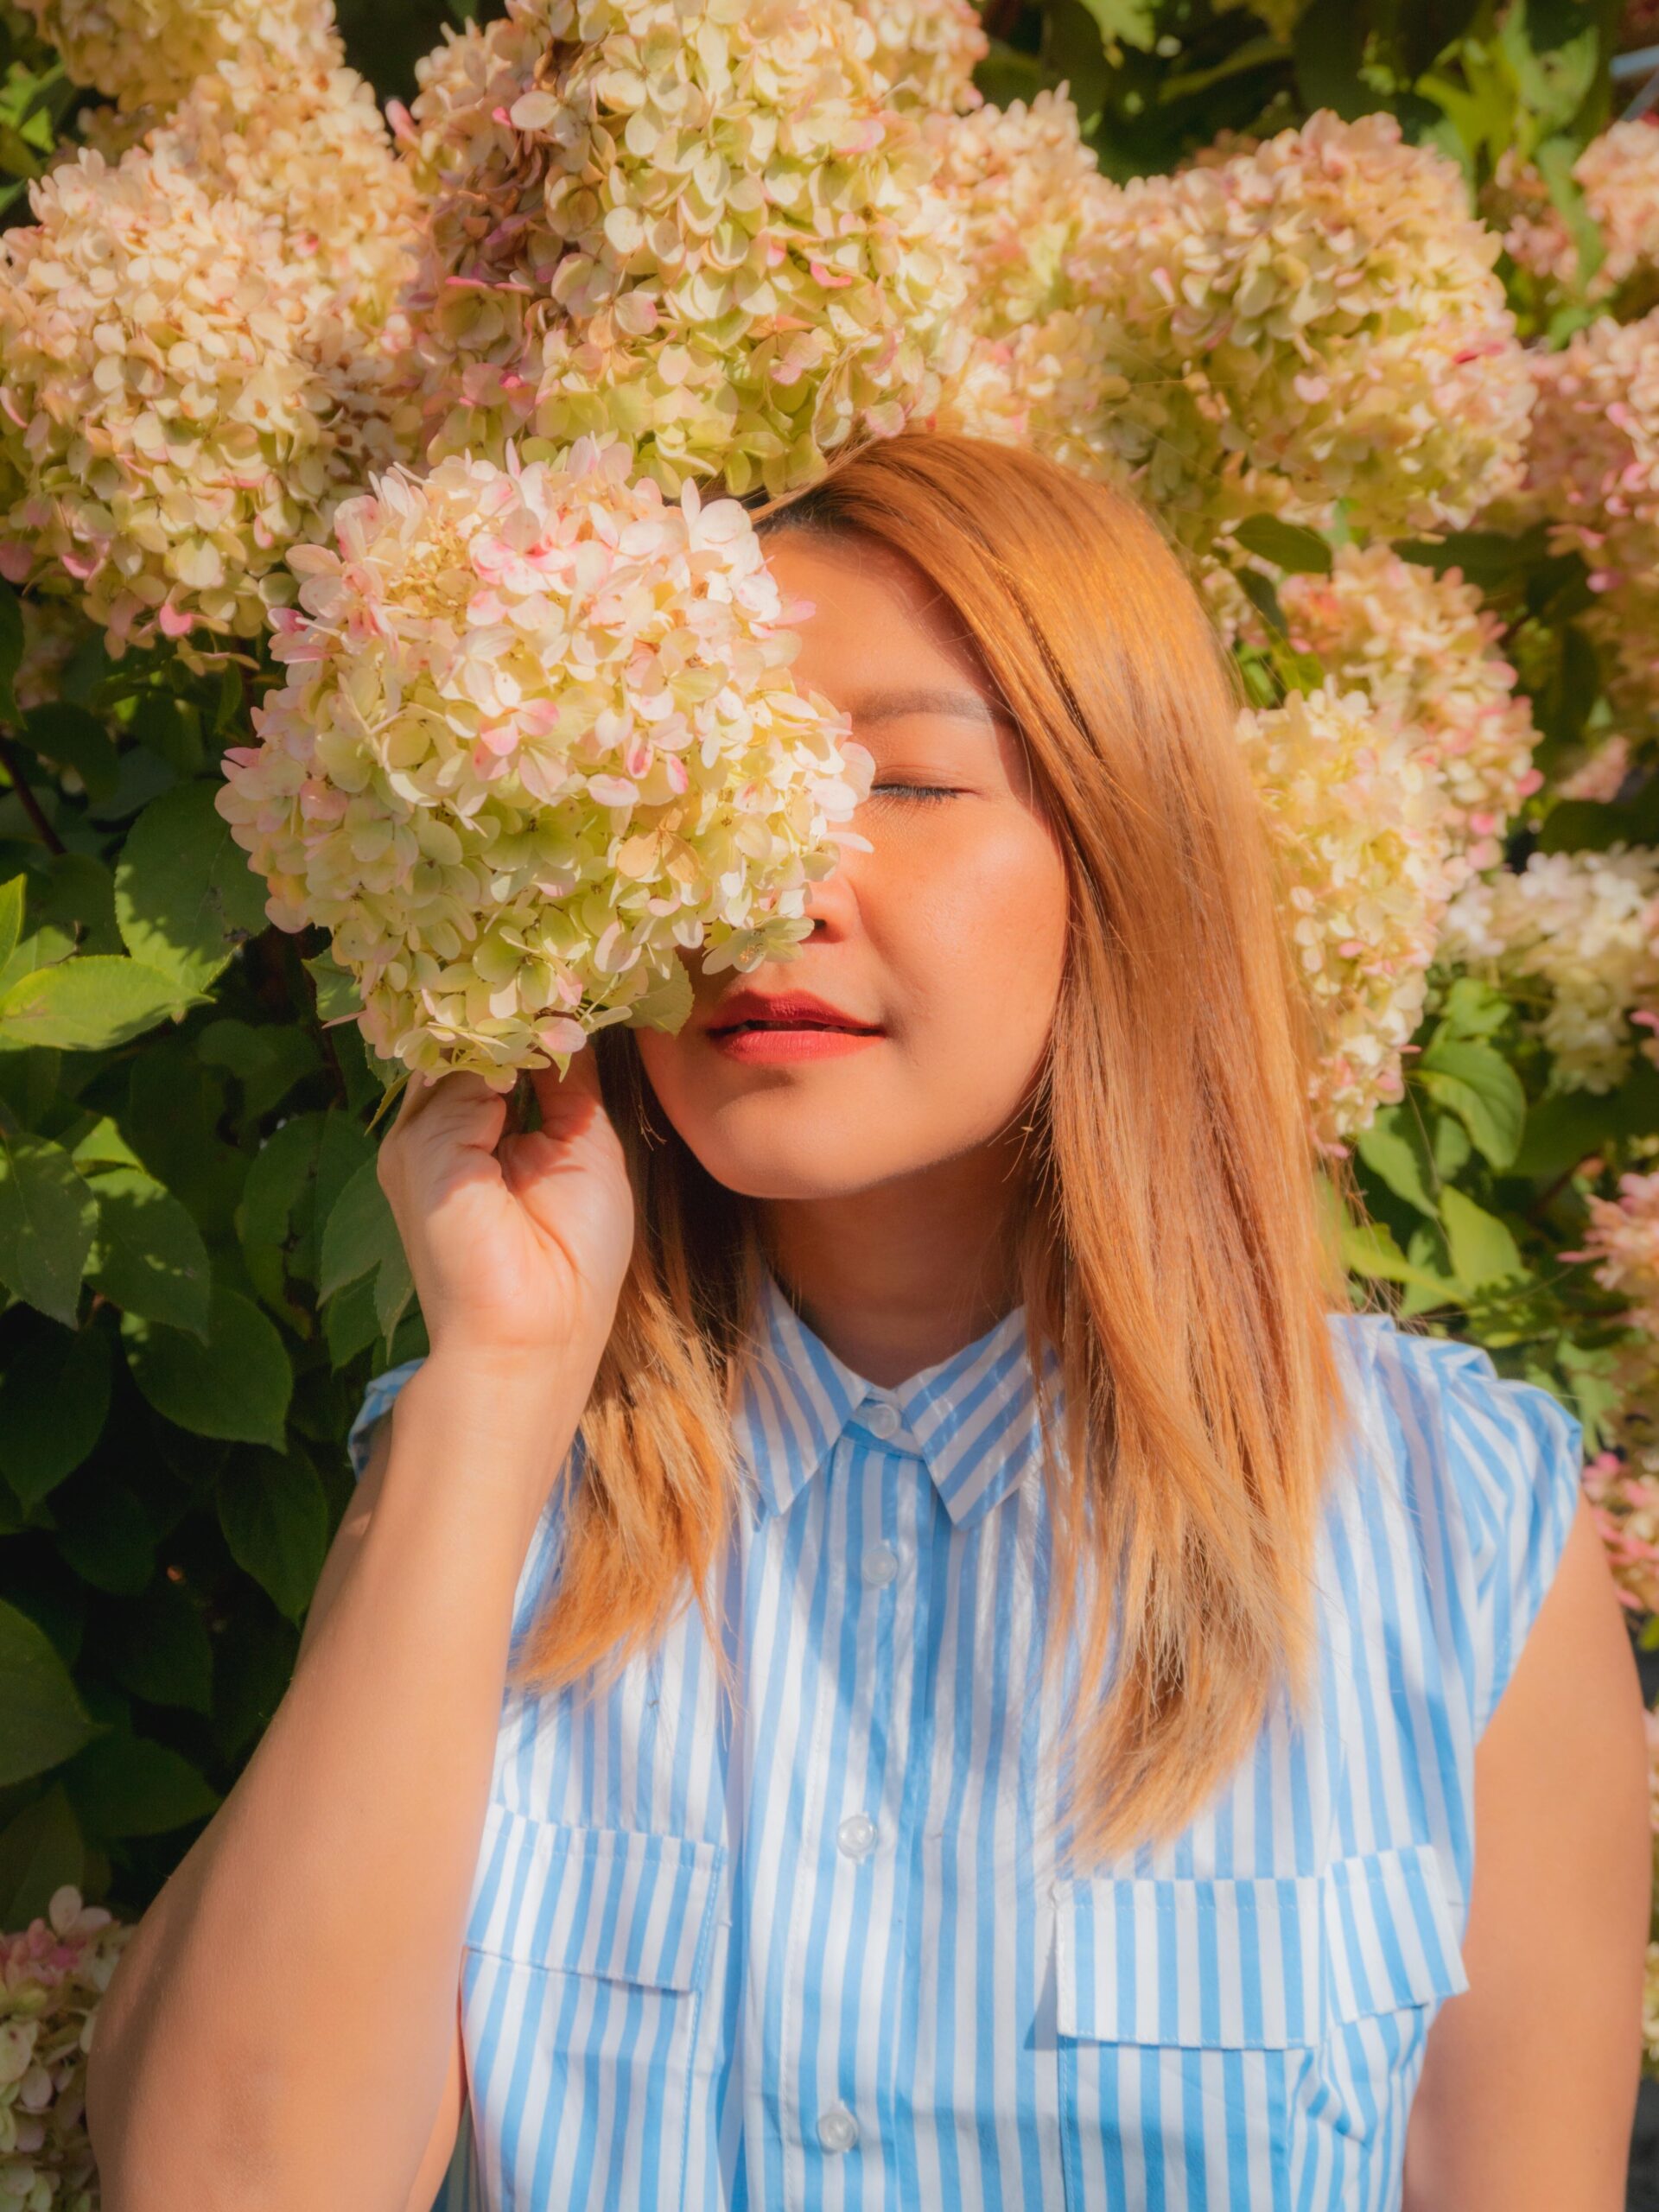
left=145, top=40, right=421, bottom=331
left=1068, top=111, right=1535, bottom=551
left=216, top=442, right=873, bottom=1088
left=1522, top=308, right=1659, bottom=736
left=853, top=0, right=987, bottom=111
left=0, top=1888, right=128, bottom=2212
left=1526, top=307, right=1659, bottom=594
left=931, top=90, right=1124, bottom=453
left=1205, top=542, right=1544, bottom=880
left=1557, top=732, right=1634, bottom=804
left=404, top=0, right=967, bottom=499
left=1488, top=123, right=1659, bottom=325
left=1437, top=845, right=1659, bottom=1095
left=1236, top=684, right=1458, bottom=1147
left=0, top=145, right=404, bottom=651
left=15, top=0, right=334, bottom=117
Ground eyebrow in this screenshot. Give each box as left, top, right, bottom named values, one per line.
left=842, top=684, right=1011, bottom=729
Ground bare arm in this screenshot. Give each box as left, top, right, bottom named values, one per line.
left=85, top=1058, right=635, bottom=2212
left=85, top=1352, right=584, bottom=2212
left=1403, top=1496, right=1649, bottom=2212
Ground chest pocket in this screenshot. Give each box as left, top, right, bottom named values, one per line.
left=1052, top=1843, right=1467, bottom=2210
left=460, top=1803, right=728, bottom=2212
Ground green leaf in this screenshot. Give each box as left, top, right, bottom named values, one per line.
left=1432, top=976, right=1510, bottom=1043
left=0, top=1786, right=82, bottom=1928
left=374, top=1237, right=415, bottom=1347
left=67, top=1115, right=144, bottom=1173
left=1356, top=1105, right=1439, bottom=1218
left=105, top=1581, right=213, bottom=1714
left=0, top=874, right=22, bottom=973
left=0, top=955, right=187, bottom=1051
left=1075, top=0, right=1158, bottom=52
left=0, top=1599, right=93, bottom=1785
left=52, top=1480, right=156, bottom=1596
left=1513, top=1063, right=1659, bottom=1179
left=83, top=1164, right=211, bottom=1335
left=21, top=703, right=120, bottom=805
left=197, top=1018, right=319, bottom=1124
left=0, top=1316, right=111, bottom=1509
left=1293, top=0, right=1370, bottom=118
left=122, top=1283, right=292, bottom=1447
left=113, top=780, right=269, bottom=994
left=302, top=949, right=362, bottom=1025
left=1415, top=1040, right=1528, bottom=1170
left=1440, top=1187, right=1527, bottom=1291
left=1340, top=1218, right=1450, bottom=1293
left=0, top=1130, right=98, bottom=1325
left=60, top=1732, right=219, bottom=1839
left=318, top=1155, right=398, bottom=1302
left=1232, top=516, right=1333, bottom=575
left=217, top=1447, right=330, bottom=1623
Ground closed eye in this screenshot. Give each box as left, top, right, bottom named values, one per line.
left=869, top=782, right=959, bottom=803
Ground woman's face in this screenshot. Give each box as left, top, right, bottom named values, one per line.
left=634, top=530, right=1071, bottom=1202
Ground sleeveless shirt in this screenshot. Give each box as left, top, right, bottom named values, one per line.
left=346, top=1274, right=1583, bottom=2212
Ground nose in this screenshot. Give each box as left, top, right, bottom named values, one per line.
left=803, top=847, right=860, bottom=938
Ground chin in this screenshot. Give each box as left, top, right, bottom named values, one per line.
left=672, top=1096, right=915, bottom=1204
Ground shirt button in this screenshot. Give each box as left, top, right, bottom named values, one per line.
left=864, top=1398, right=900, bottom=1440
left=861, top=1542, right=899, bottom=1586
left=837, top=1811, right=878, bottom=1859
left=817, top=2103, right=859, bottom=2153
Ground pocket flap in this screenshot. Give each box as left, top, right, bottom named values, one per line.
left=1053, top=1843, right=1466, bottom=2047
left=467, top=1802, right=727, bottom=1993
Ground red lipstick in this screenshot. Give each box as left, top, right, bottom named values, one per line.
left=704, top=988, right=883, bottom=1065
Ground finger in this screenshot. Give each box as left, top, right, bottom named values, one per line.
left=526, top=1039, right=604, bottom=1127
left=393, top=1070, right=512, bottom=1154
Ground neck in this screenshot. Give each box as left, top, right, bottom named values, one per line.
left=759, top=1138, right=1027, bottom=1389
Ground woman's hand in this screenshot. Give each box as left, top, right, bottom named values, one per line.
left=376, top=1049, right=634, bottom=1375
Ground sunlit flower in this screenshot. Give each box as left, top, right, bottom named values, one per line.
left=1206, top=542, right=1543, bottom=880
left=1236, top=683, right=1457, bottom=1148
left=0, top=1887, right=128, bottom=2212
left=1437, top=844, right=1659, bottom=1094
left=0, top=144, right=405, bottom=650
left=1525, top=306, right=1659, bottom=594
left=854, top=0, right=986, bottom=110
left=404, top=0, right=967, bottom=498
left=1062, top=111, right=1535, bottom=552
left=218, top=442, right=873, bottom=1088
left=1488, top=122, right=1659, bottom=325
left=147, top=41, right=422, bottom=332
left=15, top=0, right=334, bottom=117
left=931, top=89, right=1122, bottom=451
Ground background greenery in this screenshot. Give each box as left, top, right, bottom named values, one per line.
left=0, top=0, right=1654, bottom=2187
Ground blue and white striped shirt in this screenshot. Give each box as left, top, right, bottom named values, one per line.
left=347, top=1274, right=1583, bottom=2212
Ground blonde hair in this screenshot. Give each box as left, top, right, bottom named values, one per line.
left=507, top=430, right=1366, bottom=1867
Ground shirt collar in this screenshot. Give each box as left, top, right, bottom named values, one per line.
left=731, top=1269, right=1060, bottom=1531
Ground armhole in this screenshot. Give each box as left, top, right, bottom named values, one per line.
left=347, top=1358, right=428, bottom=1484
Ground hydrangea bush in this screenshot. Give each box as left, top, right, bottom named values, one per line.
left=4, top=0, right=1659, bottom=2194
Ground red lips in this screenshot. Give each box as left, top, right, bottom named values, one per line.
left=706, top=988, right=880, bottom=1036
left=704, top=988, right=884, bottom=1064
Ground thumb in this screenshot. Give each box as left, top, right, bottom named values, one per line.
left=526, top=1035, right=604, bottom=1130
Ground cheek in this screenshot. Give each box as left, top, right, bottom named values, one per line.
left=872, top=812, right=1068, bottom=1069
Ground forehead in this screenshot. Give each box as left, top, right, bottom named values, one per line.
left=761, top=528, right=992, bottom=702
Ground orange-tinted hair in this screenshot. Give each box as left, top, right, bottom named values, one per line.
left=507, top=430, right=1366, bottom=1866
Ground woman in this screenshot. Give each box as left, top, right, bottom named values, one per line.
left=87, top=433, right=1646, bottom=2211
